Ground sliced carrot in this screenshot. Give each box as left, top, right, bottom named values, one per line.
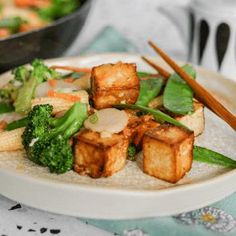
left=64, top=77, right=74, bottom=83
left=50, top=65, right=91, bottom=73
left=14, top=0, right=50, bottom=8
left=0, top=120, right=7, bottom=130
left=47, top=90, right=80, bottom=102
left=0, top=29, right=11, bottom=38
left=48, top=79, right=57, bottom=87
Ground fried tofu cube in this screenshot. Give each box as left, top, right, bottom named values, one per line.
left=91, top=62, right=139, bottom=109
left=133, top=115, right=160, bottom=147
left=143, top=125, right=194, bottom=183
left=175, top=101, right=204, bottom=136
left=74, top=130, right=129, bottom=178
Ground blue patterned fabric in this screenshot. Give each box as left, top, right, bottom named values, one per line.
left=81, top=26, right=236, bottom=236
left=84, top=193, right=236, bottom=235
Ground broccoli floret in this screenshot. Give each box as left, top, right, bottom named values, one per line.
left=14, top=59, right=60, bottom=114
left=0, top=59, right=60, bottom=112
left=22, top=102, right=88, bottom=174
left=12, top=65, right=31, bottom=84
left=22, top=104, right=52, bottom=148
left=40, top=136, right=73, bottom=173
left=31, top=59, right=59, bottom=83
left=0, top=65, right=31, bottom=104
left=127, top=144, right=137, bottom=161
left=0, top=82, right=19, bottom=102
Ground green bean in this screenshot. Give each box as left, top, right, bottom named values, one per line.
left=6, top=117, right=28, bottom=131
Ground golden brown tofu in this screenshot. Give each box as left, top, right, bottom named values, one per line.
left=133, top=115, right=160, bottom=146
left=74, top=130, right=129, bottom=178
left=143, top=125, right=194, bottom=183
left=91, top=62, right=139, bottom=109
left=175, top=101, right=204, bottom=136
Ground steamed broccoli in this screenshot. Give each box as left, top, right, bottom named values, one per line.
left=40, top=136, right=73, bottom=173
left=22, top=102, right=88, bottom=173
left=14, top=59, right=60, bottom=114
left=0, top=59, right=59, bottom=114
left=12, top=65, right=31, bottom=84
left=0, top=65, right=30, bottom=104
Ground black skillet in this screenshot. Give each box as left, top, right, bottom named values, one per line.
left=0, top=0, right=92, bottom=73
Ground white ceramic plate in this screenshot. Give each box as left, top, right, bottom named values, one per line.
left=0, top=53, right=236, bottom=220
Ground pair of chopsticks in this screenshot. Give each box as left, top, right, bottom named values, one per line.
left=143, top=40, right=236, bottom=131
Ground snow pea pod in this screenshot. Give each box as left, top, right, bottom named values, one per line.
left=114, top=104, right=189, bottom=130
left=163, top=64, right=196, bottom=115
left=136, top=77, right=163, bottom=107
left=193, top=146, right=236, bottom=168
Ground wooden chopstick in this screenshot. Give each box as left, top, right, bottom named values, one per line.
left=141, top=56, right=170, bottom=79
left=148, top=40, right=236, bottom=131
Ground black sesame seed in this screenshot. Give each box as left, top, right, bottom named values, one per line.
left=50, top=229, right=61, bottom=234
left=8, top=203, right=22, bottom=211
left=16, top=225, right=22, bottom=230
left=40, top=227, right=48, bottom=234
left=28, top=229, right=36, bottom=232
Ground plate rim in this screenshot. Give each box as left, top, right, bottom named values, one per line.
left=0, top=53, right=236, bottom=218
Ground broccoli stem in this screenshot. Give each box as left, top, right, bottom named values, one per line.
left=49, top=103, right=87, bottom=139
left=14, top=76, right=38, bottom=114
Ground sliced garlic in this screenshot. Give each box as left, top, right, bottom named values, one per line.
left=84, top=108, right=128, bottom=134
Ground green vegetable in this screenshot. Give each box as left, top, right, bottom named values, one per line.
left=193, top=146, right=236, bottom=168
left=22, top=102, right=87, bottom=173
left=0, top=66, right=31, bottom=107
left=114, top=104, right=189, bottom=130
left=14, top=59, right=59, bottom=114
left=0, top=17, right=26, bottom=33
left=163, top=64, right=196, bottom=115
left=6, top=117, right=28, bottom=131
left=38, top=0, right=80, bottom=21
left=0, top=102, right=14, bottom=114
left=127, top=144, right=137, bottom=161
left=137, top=71, right=152, bottom=78
left=0, top=89, right=12, bottom=101
left=136, top=78, right=163, bottom=107
left=14, top=76, right=38, bottom=114
left=0, top=82, right=18, bottom=102
left=12, top=66, right=31, bottom=84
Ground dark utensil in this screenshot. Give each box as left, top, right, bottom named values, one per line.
left=0, top=0, right=92, bottom=73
